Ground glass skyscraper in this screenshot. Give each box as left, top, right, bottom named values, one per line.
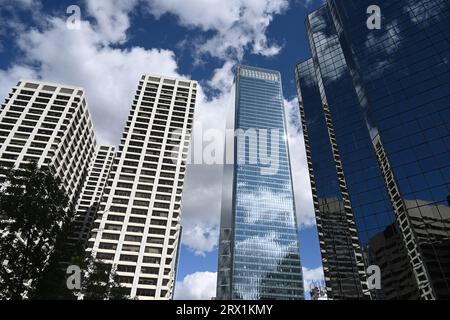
left=216, top=65, right=304, bottom=300
left=296, top=0, right=449, bottom=299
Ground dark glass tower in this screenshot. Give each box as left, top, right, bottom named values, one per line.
left=217, top=65, right=304, bottom=300
left=296, top=0, right=450, bottom=300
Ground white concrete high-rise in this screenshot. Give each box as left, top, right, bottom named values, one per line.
left=86, top=75, right=197, bottom=300
left=69, top=145, right=116, bottom=245
left=0, top=80, right=97, bottom=203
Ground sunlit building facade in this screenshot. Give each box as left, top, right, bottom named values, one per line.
left=0, top=80, right=97, bottom=204
left=69, top=145, right=116, bottom=246
left=86, top=75, right=197, bottom=300
left=217, top=65, right=304, bottom=300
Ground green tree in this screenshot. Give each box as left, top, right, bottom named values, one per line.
left=0, top=162, right=75, bottom=299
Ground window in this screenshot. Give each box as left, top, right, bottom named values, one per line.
left=117, top=265, right=136, bottom=273
left=125, top=235, right=142, bottom=242
left=120, top=254, right=138, bottom=262
left=102, top=233, right=120, bottom=240
left=136, top=289, right=155, bottom=296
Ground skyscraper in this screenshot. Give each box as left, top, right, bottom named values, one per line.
left=296, top=59, right=372, bottom=300
left=217, top=65, right=304, bottom=300
left=0, top=80, right=97, bottom=203
left=69, top=145, right=116, bottom=246
left=86, top=75, right=197, bottom=300
left=296, top=0, right=450, bottom=299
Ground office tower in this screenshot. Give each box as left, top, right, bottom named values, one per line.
left=0, top=80, right=97, bottom=203
left=86, top=75, right=197, bottom=300
left=69, top=145, right=116, bottom=246
left=217, top=65, right=304, bottom=300
left=296, top=0, right=450, bottom=299
left=296, top=59, right=372, bottom=299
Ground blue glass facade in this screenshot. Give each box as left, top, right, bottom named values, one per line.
left=296, top=0, right=450, bottom=299
left=217, top=65, right=304, bottom=300
left=296, top=59, right=372, bottom=299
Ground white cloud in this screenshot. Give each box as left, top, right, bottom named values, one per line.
left=144, top=0, right=289, bottom=60
left=0, top=1, right=315, bottom=260
left=0, top=66, right=38, bottom=95
left=147, top=0, right=241, bottom=31
left=62, top=0, right=291, bottom=61
left=178, top=62, right=233, bottom=255
left=0, top=18, right=181, bottom=144
left=175, top=271, right=217, bottom=300
left=178, top=62, right=233, bottom=256
left=182, top=223, right=220, bottom=257
left=85, top=0, right=139, bottom=43
left=302, top=266, right=324, bottom=292
left=284, top=98, right=316, bottom=228
left=180, top=164, right=223, bottom=255
left=207, top=61, right=235, bottom=94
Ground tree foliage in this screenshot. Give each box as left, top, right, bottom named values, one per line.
left=0, top=162, right=131, bottom=300
left=0, top=162, right=74, bottom=299
left=79, top=256, right=131, bottom=300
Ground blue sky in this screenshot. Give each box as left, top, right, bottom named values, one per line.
left=0, top=0, right=326, bottom=299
